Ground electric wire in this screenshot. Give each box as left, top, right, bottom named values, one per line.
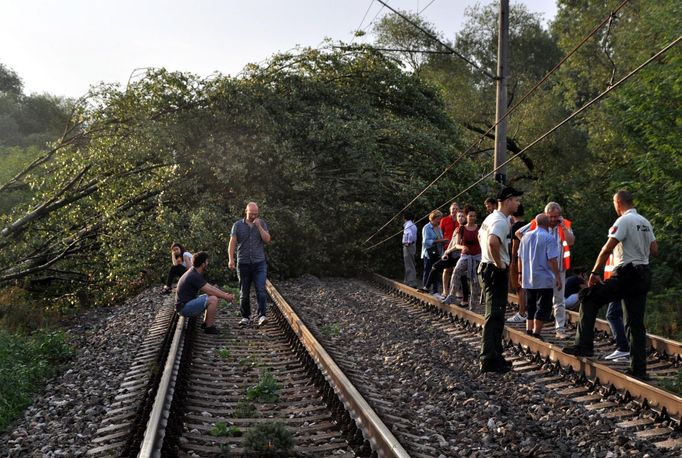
left=363, top=32, right=681, bottom=252
left=349, top=0, right=376, bottom=46
left=418, top=0, right=437, bottom=15
left=362, top=0, right=632, bottom=247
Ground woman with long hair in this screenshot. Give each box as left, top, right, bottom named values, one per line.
left=162, top=242, right=193, bottom=294
left=444, top=205, right=482, bottom=307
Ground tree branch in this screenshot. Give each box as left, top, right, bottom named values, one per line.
left=463, top=122, right=535, bottom=173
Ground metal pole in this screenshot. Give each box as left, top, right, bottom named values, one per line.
left=493, top=0, right=509, bottom=185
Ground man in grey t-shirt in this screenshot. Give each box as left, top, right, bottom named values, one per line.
left=175, top=251, right=235, bottom=334
left=228, top=202, right=271, bottom=326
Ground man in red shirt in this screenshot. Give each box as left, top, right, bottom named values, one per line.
left=439, top=202, right=460, bottom=296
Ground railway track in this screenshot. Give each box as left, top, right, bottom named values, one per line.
left=371, top=273, right=682, bottom=450
left=86, top=274, right=681, bottom=456
left=88, top=284, right=407, bottom=457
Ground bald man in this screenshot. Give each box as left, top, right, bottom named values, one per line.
left=517, top=214, right=561, bottom=340
left=229, top=202, right=272, bottom=326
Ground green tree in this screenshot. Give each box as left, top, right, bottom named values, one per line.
left=0, top=48, right=464, bottom=310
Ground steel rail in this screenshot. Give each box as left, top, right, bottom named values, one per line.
left=138, top=315, right=186, bottom=458
left=507, top=293, right=682, bottom=358
left=266, top=280, right=410, bottom=458
left=372, top=273, right=682, bottom=421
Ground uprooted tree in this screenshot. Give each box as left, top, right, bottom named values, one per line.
left=0, top=48, right=472, bottom=310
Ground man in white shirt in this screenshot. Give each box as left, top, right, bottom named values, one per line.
left=563, top=190, right=657, bottom=381
left=478, top=186, right=523, bottom=373
left=402, top=211, right=418, bottom=288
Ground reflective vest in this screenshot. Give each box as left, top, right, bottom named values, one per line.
left=604, top=254, right=615, bottom=280
left=529, top=218, right=572, bottom=270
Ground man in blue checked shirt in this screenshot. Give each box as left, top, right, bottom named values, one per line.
left=402, top=211, right=418, bottom=288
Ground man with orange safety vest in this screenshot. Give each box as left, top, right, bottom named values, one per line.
left=516, top=202, right=575, bottom=340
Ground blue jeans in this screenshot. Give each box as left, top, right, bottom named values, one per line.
left=606, top=300, right=630, bottom=352
left=422, top=256, right=441, bottom=293
left=238, top=260, right=267, bottom=319
left=178, top=294, right=208, bottom=317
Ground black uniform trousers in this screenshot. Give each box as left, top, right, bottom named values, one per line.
left=574, top=263, right=651, bottom=375
left=478, top=263, right=509, bottom=364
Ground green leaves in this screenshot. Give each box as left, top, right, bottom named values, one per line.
left=246, top=370, right=280, bottom=403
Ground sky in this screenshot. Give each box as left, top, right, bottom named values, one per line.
left=2, top=0, right=558, bottom=98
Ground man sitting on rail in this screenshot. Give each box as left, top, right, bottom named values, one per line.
left=175, top=251, right=235, bottom=335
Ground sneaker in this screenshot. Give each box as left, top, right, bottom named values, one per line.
left=417, top=287, right=429, bottom=293
left=432, top=292, right=445, bottom=301
left=532, top=333, right=545, bottom=341
left=204, top=326, right=220, bottom=335
left=555, top=330, right=569, bottom=340
left=258, top=315, right=267, bottom=326
left=506, top=312, right=527, bottom=323
left=443, top=295, right=458, bottom=305
left=604, top=349, right=630, bottom=360
left=160, top=286, right=171, bottom=295
left=562, top=345, right=594, bottom=357
left=239, top=318, right=250, bottom=326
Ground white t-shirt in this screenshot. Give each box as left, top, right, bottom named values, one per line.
left=182, top=251, right=193, bottom=268
left=479, top=210, right=512, bottom=266
left=608, top=209, right=655, bottom=266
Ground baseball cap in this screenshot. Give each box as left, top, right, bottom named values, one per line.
left=497, top=186, right=523, bottom=201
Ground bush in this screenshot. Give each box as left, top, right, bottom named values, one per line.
left=0, top=329, right=73, bottom=430
left=243, top=422, right=294, bottom=457
left=646, top=287, right=682, bottom=341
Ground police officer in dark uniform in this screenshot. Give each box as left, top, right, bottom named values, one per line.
left=563, top=190, right=657, bottom=380
left=478, top=186, right=523, bottom=373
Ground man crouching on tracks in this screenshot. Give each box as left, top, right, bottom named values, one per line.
left=229, top=202, right=271, bottom=327
left=176, top=251, right=235, bottom=335
left=478, top=186, right=523, bottom=373
left=563, top=190, right=657, bottom=381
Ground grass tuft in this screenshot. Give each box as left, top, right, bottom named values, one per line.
left=243, top=422, right=294, bottom=457
left=246, top=370, right=280, bottom=403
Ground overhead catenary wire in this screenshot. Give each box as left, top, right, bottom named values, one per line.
left=335, top=45, right=454, bottom=54
left=418, top=0, right=437, bottom=15
left=349, top=0, right=376, bottom=47
left=362, top=0, right=632, bottom=247
left=363, top=32, right=682, bottom=253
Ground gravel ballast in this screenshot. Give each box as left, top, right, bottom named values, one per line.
left=275, top=276, right=674, bottom=457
